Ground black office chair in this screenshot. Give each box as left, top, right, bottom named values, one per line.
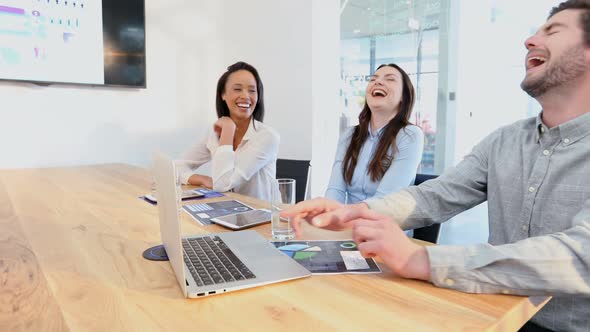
left=276, top=159, right=311, bottom=203
left=411, top=173, right=441, bottom=244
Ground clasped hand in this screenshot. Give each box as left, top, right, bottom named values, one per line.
left=280, top=198, right=431, bottom=281
left=214, top=117, right=237, bottom=137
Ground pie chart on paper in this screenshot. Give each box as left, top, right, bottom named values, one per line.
left=276, top=243, right=322, bottom=260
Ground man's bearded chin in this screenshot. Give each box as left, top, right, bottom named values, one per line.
left=521, top=45, right=587, bottom=98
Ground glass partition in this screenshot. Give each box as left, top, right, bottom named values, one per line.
left=340, top=0, right=443, bottom=174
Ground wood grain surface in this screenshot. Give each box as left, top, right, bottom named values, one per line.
left=0, top=164, right=549, bottom=331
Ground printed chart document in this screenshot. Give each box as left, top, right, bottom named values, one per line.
left=272, top=240, right=381, bottom=274
left=182, top=199, right=254, bottom=226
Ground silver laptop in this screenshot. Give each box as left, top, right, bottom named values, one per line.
left=152, top=152, right=310, bottom=298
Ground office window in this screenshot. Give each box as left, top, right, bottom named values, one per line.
left=340, top=0, right=562, bottom=175
left=451, top=0, right=560, bottom=163
left=340, top=0, right=442, bottom=174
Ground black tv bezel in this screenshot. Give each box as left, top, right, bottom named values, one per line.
left=0, top=0, right=147, bottom=89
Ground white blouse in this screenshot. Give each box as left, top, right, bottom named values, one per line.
left=179, top=120, right=279, bottom=201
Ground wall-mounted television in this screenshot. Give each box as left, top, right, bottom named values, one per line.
left=0, top=0, right=146, bottom=88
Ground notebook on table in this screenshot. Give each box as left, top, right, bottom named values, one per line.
left=144, top=189, right=204, bottom=203
left=141, top=188, right=224, bottom=206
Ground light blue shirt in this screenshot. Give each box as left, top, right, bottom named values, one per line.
left=325, top=124, right=424, bottom=204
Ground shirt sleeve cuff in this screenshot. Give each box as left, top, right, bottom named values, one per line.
left=213, top=145, right=234, bottom=165
left=364, top=197, right=388, bottom=212
left=215, top=144, right=233, bottom=154
left=426, top=245, right=514, bottom=294
left=212, top=145, right=235, bottom=180
left=363, top=190, right=417, bottom=229
left=426, top=245, right=471, bottom=289
left=181, top=172, right=192, bottom=185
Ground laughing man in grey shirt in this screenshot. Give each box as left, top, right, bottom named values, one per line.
left=283, top=1, right=590, bottom=331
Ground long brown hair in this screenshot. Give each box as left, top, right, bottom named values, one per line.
left=342, top=63, right=416, bottom=184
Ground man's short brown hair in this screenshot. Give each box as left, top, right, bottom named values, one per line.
left=550, top=0, right=590, bottom=45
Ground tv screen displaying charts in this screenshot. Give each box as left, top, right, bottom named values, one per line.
left=0, top=0, right=146, bottom=88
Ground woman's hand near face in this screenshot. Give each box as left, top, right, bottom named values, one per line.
left=214, top=117, right=237, bottom=136
left=214, top=117, right=237, bottom=146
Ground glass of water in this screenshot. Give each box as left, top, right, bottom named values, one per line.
left=271, top=178, right=296, bottom=240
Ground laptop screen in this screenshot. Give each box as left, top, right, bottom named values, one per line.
left=152, top=152, right=187, bottom=296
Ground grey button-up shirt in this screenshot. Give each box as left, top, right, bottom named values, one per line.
left=366, top=112, right=590, bottom=331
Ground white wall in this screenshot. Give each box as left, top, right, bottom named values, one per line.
left=452, top=0, right=559, bottom=163
left=0, top=0, right=320, bottom=170
left=311, top=0, right=341, bottom=197
left=216, top=0, right=314, bottom=161
left=0, top=0, right=216, bottom=169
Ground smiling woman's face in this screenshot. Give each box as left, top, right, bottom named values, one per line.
left=222, top=69, right=258, bottom=121
left=365, top=65, right=404, bottom=114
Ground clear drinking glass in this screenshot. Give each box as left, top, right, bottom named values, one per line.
left=271, top=178, right=296, bottom=240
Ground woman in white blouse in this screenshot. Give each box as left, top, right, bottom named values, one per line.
left=179, top=62, right=279, bottom=200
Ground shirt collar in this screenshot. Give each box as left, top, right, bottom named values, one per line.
left=242, top=119, right=260, bottom=142
left=368, top=123, right=385, bottom=139
left=535, top=114, right=548, bottom=143
left=536, top=111, right=590, bottom=145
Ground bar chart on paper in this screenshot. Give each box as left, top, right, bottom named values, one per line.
left=272, top=240, right=381, bottom=274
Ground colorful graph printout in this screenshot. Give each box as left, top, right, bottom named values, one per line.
left=272, top=240, right=381, bottom=274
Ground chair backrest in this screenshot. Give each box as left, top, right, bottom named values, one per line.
left=411, top=173, right=441, bottom=244
left=276, top=159, right=311, bottom=203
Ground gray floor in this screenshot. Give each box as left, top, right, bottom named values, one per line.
left=437, top=202, right=490, bottom=245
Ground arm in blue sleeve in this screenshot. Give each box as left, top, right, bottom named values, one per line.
left=324, top=128, right=354, bottom=203
left=373, top=125, right=424, bottom=198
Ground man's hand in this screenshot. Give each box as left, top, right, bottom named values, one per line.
left=281, top=198, right=431, bottom=281
left=352, top=215, right=431, bottom=281
left=280, top=198, right=363, bottom=237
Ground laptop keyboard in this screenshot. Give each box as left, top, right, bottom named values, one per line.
left=182, top=236, right=256, bottom=287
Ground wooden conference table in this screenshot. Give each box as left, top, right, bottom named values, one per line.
left=0, top=164, right=550, bottom=331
